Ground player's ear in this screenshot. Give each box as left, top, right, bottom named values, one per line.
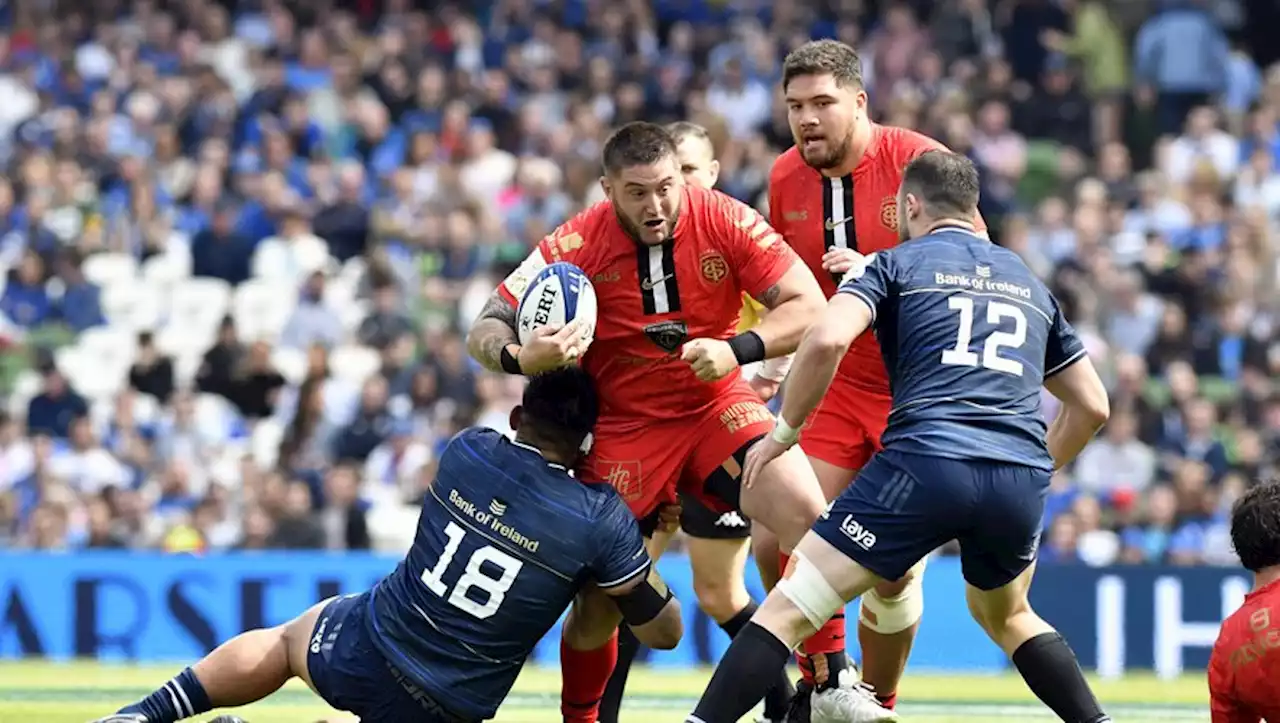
left=709, top=159, right=720, bottom=184
left=509, top=405, right=523, bottom=433
left=599, top=176, right=611, bottom=199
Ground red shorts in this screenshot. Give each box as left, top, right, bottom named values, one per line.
left=580, top=379, right=774, bottom=520
left=800, top=377, right=891, bottom=472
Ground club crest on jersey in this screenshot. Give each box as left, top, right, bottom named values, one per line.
left=643, top=320, right=688, bottom=353
left=700, top=251, right=729, bottom=284
left=879, top=196, right=898, bottom=231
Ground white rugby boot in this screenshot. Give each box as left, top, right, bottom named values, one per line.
left=809, top=670, right=899, bottom=723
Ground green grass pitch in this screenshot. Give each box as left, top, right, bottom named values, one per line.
left=0, top=661, right=1208, bottom=722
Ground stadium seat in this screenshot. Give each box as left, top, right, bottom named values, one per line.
left=194, top=393, right=236, bottom=442
left=82, top=252, right=139, bottom=288
left=232, top=279, right=296, bottom=341
left=168, top=278, right=232, bottom=335
left=101, top=283, right=164, bottom=331
left=338, top=298, right=373, bottom=334
left=140, top=246, right=195, bottom=292
left=250, top=417, right=285, bottom=469
left=269, top=346, right=308, bottom=385
left=329, top=344, right=381, bottom=384
left=56, top=345, right=124, bottom=400
left=77, top=326, right=138, bottom=374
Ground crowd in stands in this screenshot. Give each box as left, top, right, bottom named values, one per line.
left=0, top=0, right=1275, bottom=569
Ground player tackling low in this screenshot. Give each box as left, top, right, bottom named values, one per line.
left=468, top=122, right=881, bottom=722
left=685, top=151, right=1114, bottom=723
left=1208, top=480, right=1280, bottom=722
left=94, top=369, right=684, bottom=723
left=760, top=39, right=990, bottom=712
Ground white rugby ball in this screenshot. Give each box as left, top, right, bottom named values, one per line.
left=516, top=261, right=598, bottom=349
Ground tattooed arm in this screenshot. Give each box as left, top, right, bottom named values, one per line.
left=467, top=292, right=522, bottom=373
left=747, top=260, right=825, bottom=358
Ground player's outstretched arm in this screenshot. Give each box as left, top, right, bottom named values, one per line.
left=467, top=292, right=522, bottom=373
left=605, top=568, right=683, bottom=650
left=1043, top=357, right=1110, bottom=470
left=778, top=293, right=872, bottom=430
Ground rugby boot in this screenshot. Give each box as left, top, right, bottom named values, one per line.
left=810, top=681, right=899, bottom=723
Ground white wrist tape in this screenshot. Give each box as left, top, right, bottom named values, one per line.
left=771, top=417, right=801, bottom=446
left=757, top=353, right=794, bottom=383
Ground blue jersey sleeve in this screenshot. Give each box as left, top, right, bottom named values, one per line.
left=1044, top=295, right=1087, bottom=378
left=835, top=251, right=894, bottom=324
left=590, top=490, right=651, bottom=590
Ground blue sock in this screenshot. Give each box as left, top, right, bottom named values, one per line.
left=117, top=667, right=213, bottom=723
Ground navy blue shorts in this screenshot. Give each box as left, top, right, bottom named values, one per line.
left=811, top=449, right=1050, bottom=591
left=306, top=593, right=476, bottom=723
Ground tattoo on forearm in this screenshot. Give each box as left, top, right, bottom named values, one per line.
left=468, top=295, right=519, bottom=371
left=757, top=283, right=782, bottom=309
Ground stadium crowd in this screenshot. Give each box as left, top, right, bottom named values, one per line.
left=0, top=0, right=1275, bottom=570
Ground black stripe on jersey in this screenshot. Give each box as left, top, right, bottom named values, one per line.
left=840, top=175, right=857, bottom=251
left=822, top=175, right=858, bottom=282
left=636, top=241, right=681, bottom=315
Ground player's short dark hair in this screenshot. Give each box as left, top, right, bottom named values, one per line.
left=666, top=121, right=711, bottom=146
left=602, top=122, right=678, bottom=175
left=1231, top=480, right=1280, bottom=572
left=901, top=150, right=981, bottom=220
left=521, top=367, right=599, bottom=451
left=782, top=40, right=864, bottom=91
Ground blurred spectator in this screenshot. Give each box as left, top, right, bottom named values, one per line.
left=27, top=364, right=88, bottom=439
left=333, top=376, right=393, bottom=463
left=270, top=480, right=324, bottom=549
left=1133, top=0, right=1230, bottom=134
left=2, top=251, right=52, bottom=329
left=358, top=276, right=414, bottom=351
left=279, top=271, right=342, bottom=350
left=128, top=332, right=176, bottom=404
left=320, top=464, right=371, bottom=551
left=252, top=205, right=329, bottom=286
left=191, top=202, right=253, bottom=285
left=1074, top=408, right=1157, bottom=495
left=225, top=341, right=286, bottom=420
left=362, top=417, right=431, bottom=509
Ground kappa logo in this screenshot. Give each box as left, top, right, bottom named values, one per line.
left=839, top=515, right=877, bottom=550
left=715, top=512, right=748, bottom=528
left=643, top=320, right=688, bottom=353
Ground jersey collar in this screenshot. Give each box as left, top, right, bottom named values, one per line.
left=510, top=438, right=568, bottom=471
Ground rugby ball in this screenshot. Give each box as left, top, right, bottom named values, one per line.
left=516, top=261, right=598, bottom=349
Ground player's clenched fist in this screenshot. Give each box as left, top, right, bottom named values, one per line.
left=517, top=321, right=587, bottom=374
left=681, top=338, right=739, bottom=382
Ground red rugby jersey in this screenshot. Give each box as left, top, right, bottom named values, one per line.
left=1209, top=577, right=1280, bottom=723
left=768, top=124, right=987, bottom=394
left=498, top=185, right=797, bottom=420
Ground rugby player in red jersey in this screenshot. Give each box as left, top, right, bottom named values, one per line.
left=758, top=39, right=989, bottom=711
left=1209, top=480, right=1280, bottom=723
left=468, top=122, right=883, bottom=722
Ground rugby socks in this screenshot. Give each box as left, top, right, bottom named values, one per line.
left=1011, top=632, right=1110, bottom=723
left=117, top=667, right=212, bottom=722
left=598, top=626, right=641, bottom=723
left=560, top=629, right=618, bottom=723
left=780, top=552, right=850, bottom=691
left=688, top=622, right=791, bottom=723
left=718, top=601, right=796, bottom=718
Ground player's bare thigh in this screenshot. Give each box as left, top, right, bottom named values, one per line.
left=807, top=455, right=858, bottom=501
left=281, top=598, right=337, bottom=694
left=563, top=532, right=673, bottom=650
left=965, top=562, right=1054, bottom=655
left=739, top=446, right=827, bottom=551
left=686, top=535, right=751, bottom=622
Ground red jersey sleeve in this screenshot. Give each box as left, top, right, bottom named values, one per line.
left=706, top=190, right=799, bottom=299
left=496, top=208, right=596, bottom=306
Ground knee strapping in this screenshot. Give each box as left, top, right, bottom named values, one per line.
left=775, top=551, right=845, bottom=633
left=859, top=558, right=926, bottom=634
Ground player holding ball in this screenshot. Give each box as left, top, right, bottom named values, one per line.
left=469, top=122, right=889, bottom=722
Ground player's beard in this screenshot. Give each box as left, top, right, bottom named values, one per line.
left=798, top=126, right=855, bottom=171
left=616, top=208, right=678, bottom=246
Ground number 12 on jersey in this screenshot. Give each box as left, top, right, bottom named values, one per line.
left=941, top=296, right=1028, bottom=375
left=421, top=521, right=524, bottom=620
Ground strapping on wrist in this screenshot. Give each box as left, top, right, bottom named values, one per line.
left=499, top=345, right=523, bottom=375
left=771, top=416, right=800, bottom=446
left=728, top=330, right=766, bottom=365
